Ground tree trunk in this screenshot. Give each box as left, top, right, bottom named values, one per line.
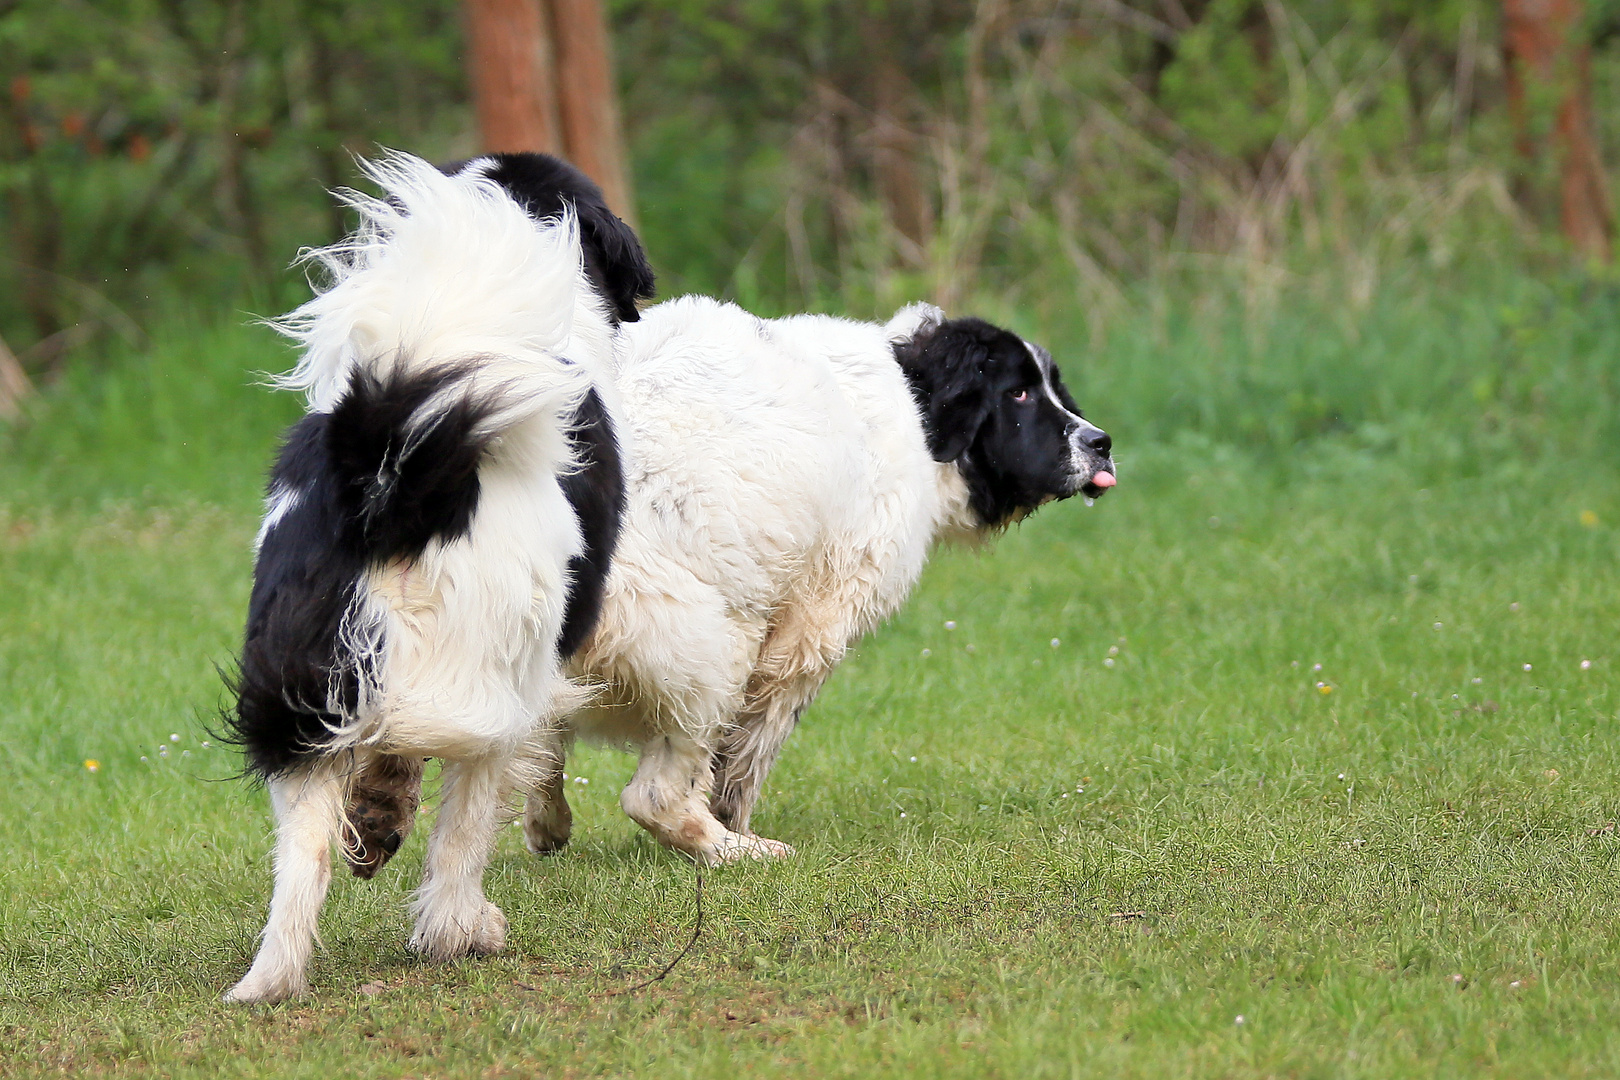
left=0, top=333, right=32, bottom=421
left=1503, top=0, right=1613, bottom=261
left=870, top=49, right=931, bottom=254
left=463, top=0, right=562, bottom=154
left=549, top=0, right=635, bottom=221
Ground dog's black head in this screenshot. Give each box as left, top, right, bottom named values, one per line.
left=442, top=152, right=656, bottom=325
left=894, top=315, right=1115, bottom=528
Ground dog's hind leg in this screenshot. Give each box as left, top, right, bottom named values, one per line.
left=522, top=754, right=573, bottom=855
left=409, top=754, right=510, bottom=961
left=621, top=728, right=794, bottom=865
left=711, top=670, right=829, bottom=838
left=225, top=762, right=349, bottom=1003
left=345, top=753, right=425, bottom=879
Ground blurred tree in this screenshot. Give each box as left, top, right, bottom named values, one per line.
left=0, top=332, right=29, bottom=419
left=463, top=0, right=633, bottom=218
left=465, top=0, right=562, bottom=153
left=1502, top=0, right=1612, bottom=260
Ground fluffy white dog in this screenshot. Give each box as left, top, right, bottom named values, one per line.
left=523, top=292, right=1116, bottom=864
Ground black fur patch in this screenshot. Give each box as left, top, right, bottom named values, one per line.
left=557, top=388, right=624, bottom=658
left=226, top=366, right=505, bottom=778
left=441, top=152, right=656, bottom=325
left=894, top=317, right=1105, bottom=527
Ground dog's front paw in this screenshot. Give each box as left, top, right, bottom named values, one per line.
left=523, top=801, right=573, bottom=856
left=409, top=900, right=508, bottom=961
left=224, top=965, right=308, bottom=1005
left=700, top=831, right=796, bottom=866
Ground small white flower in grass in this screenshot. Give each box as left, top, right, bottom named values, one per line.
left=909, top=756, right=918, bottom=762
left=1338, top=773, right=1345, bottom=781
left=944, top=621, right=956, bottom=631
left=1510, top=602, right=1520, bottom=612
left=1433, top=622, right=1443, bottom=631
left=1451, top=973, right=1465, bottom=985
left=1523, top=664, right=1533, bottom=672
left=1510, top=980, right=1522, bottom=989
left=1108, top=645, right=1120, bottom=657
left=574, top=776, right=589, bottom=786
left=920, top=648, right=931, bottom=658
left=1103, top=657, right=1115, bottom=668
left=1472, top=677, right=1482, bottom=685
left=200, top=741, right=210, bottom=748
left=1313, top=663, right=1323, bottom=672
left=1582, top=659, right=1593, bottom=670
left=1050, top=638, right=1061, bottom=649
left=1061, top=792, right=1069, bottom=798
left=169, top=734, right=180, bottom=743
left=181, top=750, right=190, bottom=757
left=140, top=756, right=148, bottom=762
left=965, top=643, right=976, bottom=653
left=1291, top=660, right=1299, bottom=668
left=899, top=811, right=907, bottom=818
left=1234, top=1015, right=1245, bottom=1026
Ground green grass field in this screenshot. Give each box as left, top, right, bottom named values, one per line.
left=4, top=278, right=1620, bottom=1077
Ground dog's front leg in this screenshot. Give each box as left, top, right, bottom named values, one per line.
left=621, top=729, right=794, bottom=865
left=225, top=762, right=348, bottom=1003
left=345, top=753, right=425, bottom=878
left=522, top=754, right=573, bottom=855
left=711, top=671, right=828, bottom=839
left=409, top=754, right=509, bottom=961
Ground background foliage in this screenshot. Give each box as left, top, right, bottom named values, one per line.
left=3, top=0, right=1620, bottom=367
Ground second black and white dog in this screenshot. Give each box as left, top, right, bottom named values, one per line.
left=223, top=153, right=650, bottom=1003
left=228, top=150, right=1113, bottom=999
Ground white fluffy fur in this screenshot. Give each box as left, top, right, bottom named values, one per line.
left=531, top=295, right=984, bottom=864
left=228, top=154, right=614, bottom=1003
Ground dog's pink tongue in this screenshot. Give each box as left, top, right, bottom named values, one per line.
left=1091, top=471, right=1116, bottom=489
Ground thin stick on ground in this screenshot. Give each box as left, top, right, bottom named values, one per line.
left=596, top=866, right=703, bottom=996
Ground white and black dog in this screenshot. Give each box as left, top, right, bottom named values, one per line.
left=228, top=150, right=1112, bottom=999
left=329, top=153, right=1115, bottom=874
left=523, top=296, right=1115, bottom=864
left=222, top=152, right=651, bottom=1003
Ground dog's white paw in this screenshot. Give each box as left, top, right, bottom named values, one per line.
left=409, top=900, right=508, bottom=961
left=223, top=965, right=308, bottom=1005
left=700, top=831, right=796, bottom=866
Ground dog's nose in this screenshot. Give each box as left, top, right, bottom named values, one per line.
left=1078, top=426, right=1111, bottom=458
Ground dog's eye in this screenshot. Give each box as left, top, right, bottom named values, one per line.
left=1009, top=389, right=1031, bottom=403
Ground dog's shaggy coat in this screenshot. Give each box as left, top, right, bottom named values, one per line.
left=520, top=296, right=1116, bottom=863
left=223, top=153, right=651, bottom=1003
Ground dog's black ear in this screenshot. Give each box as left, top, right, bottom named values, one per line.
left=443, top=153, right=656, bottom=324
left=573, top=198, right=656, bottom=324
left=893, top=318, right=996, bottom=463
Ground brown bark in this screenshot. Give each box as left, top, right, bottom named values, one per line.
left=464, top=0, right=562, bottom=154
left=1503, top=0, right=1613, bottom=261
left=871, top=51, right=931, bottom=252
left=549, top=0, right=635, bottom=221
left=0, top=333, right=32, bottom=421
